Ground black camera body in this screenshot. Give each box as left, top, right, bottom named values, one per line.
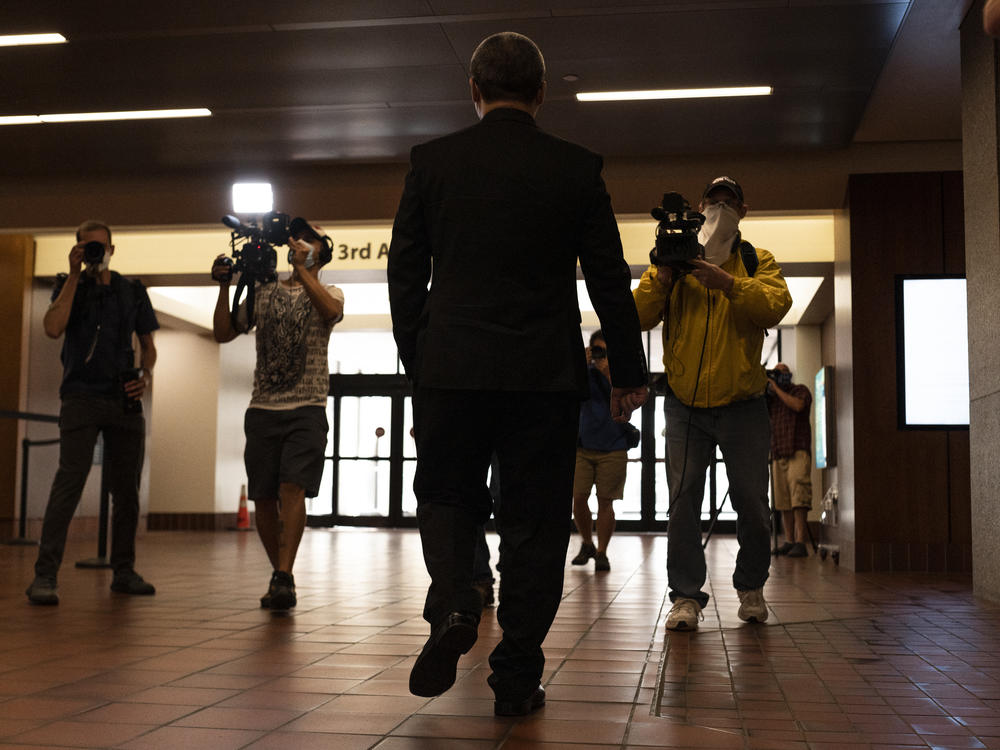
left=82, top=240, right=106, bottom=265
left=766, top=368, right=792, bottom=389
left=217, top=212, right=286, bottom=284
left=649, top=192, right=705, bottom=274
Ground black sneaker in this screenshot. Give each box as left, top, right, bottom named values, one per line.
left=571, top=542, right=596, bottom=565
left=594, top=552, right=610, bottom=572
left=774, top=541, right=795, bottom=556
left=110, top=570, right=155, bottom=596
left=786, top=542, right=808, bottom=558
left=26, top=576, right=59, bottom=605
left=268, top=570, right=296, bottom=611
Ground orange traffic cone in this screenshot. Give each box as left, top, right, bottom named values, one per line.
left=235, top=484, right=251, bottom=531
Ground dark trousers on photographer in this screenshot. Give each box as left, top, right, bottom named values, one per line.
left=35, top=394, right=145, bottom=579
left=411, top=386, right=579, bottom=702
left=664, top=393, right=771, bottom=608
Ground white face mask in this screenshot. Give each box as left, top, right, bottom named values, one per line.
left=98, top=250, right=112, bottom=272
left=698, top=203, right=741, bottom=265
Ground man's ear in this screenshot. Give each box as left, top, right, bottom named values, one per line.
left=738, top=204, right=749, bottom=220
left=534, top=80, right=546, bottom=108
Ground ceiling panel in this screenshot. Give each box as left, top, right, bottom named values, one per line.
left=0, top=0, right=961, bottom=179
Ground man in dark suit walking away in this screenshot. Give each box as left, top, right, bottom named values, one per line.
left=387, top=31, right=648, bottom=716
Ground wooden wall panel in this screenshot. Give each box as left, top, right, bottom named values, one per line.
left=0, top=235, right=35, bottom=535
left=846, top=172, right=970, bottom=571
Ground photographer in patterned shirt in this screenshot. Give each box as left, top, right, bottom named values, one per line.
left=213, top=219, right=344, bottom=611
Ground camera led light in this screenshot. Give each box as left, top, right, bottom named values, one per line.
left=232, top=183, right=274, bottom=214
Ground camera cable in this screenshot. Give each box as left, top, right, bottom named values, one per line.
left=663, top=284, right=713, bottom=534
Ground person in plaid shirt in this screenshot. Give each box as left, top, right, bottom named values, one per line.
left=766, top=363, right=813, bottom=558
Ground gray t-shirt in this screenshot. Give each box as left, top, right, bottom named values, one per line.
left=246, top=280, right=344, bottom=409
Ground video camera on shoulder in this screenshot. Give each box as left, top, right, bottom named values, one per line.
left=214, top=212, right=289, bottom=330
left=649, top=192, right=705, bottom=274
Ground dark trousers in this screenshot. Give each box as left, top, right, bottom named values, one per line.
left=663, top=394, right=771, bottom=608
left=473, top=454, right=501, bottom=583
left=411, top=387, right=579, bottom=701
left=35, top=395, right=146, bottom=578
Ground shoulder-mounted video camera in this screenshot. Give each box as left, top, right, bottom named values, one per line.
left=214, top=212, right=285, bottom=329
left=649, top=192, right=705, bottom=274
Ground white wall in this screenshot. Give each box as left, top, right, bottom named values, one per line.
left=147, top=329, right=220, bottom=513
left=214, top=334, right=255, bottom=513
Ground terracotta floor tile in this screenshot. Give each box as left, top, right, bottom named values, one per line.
left=243, top=731, right=382, bottom=749
left=9, top=719, right=154, bottom=747
left=117, top=726, right=265, bottom=749
left=510, top=717, right=628, bottom=744
left=170, top=706, right=303, bottom=731
left=2, top=531, right=998, bottom=750
left=390, top=714, right=511, bottom=740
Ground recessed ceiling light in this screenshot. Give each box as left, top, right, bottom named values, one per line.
left=562, top=74, right=580, bottom=82
left=0, top=33, right=66, bottom=47
left=576, top=86, right=772, bottom=102
left=0, top=108, right=212, bottom=125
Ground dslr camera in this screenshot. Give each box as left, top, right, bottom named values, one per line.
left=649, top=192, right=705, bottom=274
left=766, top=368, right=792, bottom=388
left=82, top=240, right=106, bottom=265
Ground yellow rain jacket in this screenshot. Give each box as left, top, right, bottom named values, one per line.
left=633, top=245, right=792, bottom=408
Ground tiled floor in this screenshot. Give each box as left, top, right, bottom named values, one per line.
left=2, top=529, right=998, bottom=749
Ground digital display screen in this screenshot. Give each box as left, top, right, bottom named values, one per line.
left=814, top=366, right=833, bottom=468
left=897, top=277, right=969, bottom=429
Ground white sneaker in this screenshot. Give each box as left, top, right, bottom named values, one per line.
left=665, top=597, right=703, bottom=631
left=737, top=588, right=768, bottom=623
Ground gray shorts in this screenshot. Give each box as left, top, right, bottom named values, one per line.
left=244, top=406, right=328, bottom=499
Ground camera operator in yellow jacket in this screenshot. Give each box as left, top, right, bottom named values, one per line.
left=633, top=176, right=790, bottom=634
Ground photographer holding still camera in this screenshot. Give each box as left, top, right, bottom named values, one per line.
left=570, top=330, right=641, bottom=573
left=26, top=220, right=160, bottom=606
left=766, top=363, right=813, bottom=558
left=632, top=177, right=791, bottom=631
left=213, top=216, right=343, bottom=612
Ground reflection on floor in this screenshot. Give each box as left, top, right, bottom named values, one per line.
left=1, top=530, right=998, bottom=749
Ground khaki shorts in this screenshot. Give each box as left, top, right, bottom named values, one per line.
left=573, top=448, right=627, bottom=499
left=772, top=450, right=813, bottom=510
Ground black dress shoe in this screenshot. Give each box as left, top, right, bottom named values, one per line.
left=494, top=685, right=545, bottom=716
left=409, top=611, right=479, bottom=697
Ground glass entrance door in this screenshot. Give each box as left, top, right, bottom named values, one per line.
left=308, top=371, right=737, bottom=533
left=307, top=374, right=416, bottom=528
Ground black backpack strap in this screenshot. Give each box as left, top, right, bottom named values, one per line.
left=739, top=240, right=759, bottom=277
left=110, top=272, right=138, bottom=365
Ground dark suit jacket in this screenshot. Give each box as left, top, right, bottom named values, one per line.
left=387, top=107, right=646, bottom=397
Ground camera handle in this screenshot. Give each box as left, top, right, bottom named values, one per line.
left=231, top=273, right=256, bottom=331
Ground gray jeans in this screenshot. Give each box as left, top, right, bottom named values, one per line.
left=664, top=394, right=771, bottom=608
left=35, top=394, right=145, bottom=578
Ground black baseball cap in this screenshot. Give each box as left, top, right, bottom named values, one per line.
left=702, top=176, right=744, bottom=203
left=289, top=216, right=326, bottom=243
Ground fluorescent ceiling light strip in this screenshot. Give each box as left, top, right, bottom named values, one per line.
left=0, top=115, right=42, bottom=125
left=39, top=108, right=212, bottom=123
left=577, top=86, right=772, bottom=102
left=0, top=33, right=66, bottom=46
